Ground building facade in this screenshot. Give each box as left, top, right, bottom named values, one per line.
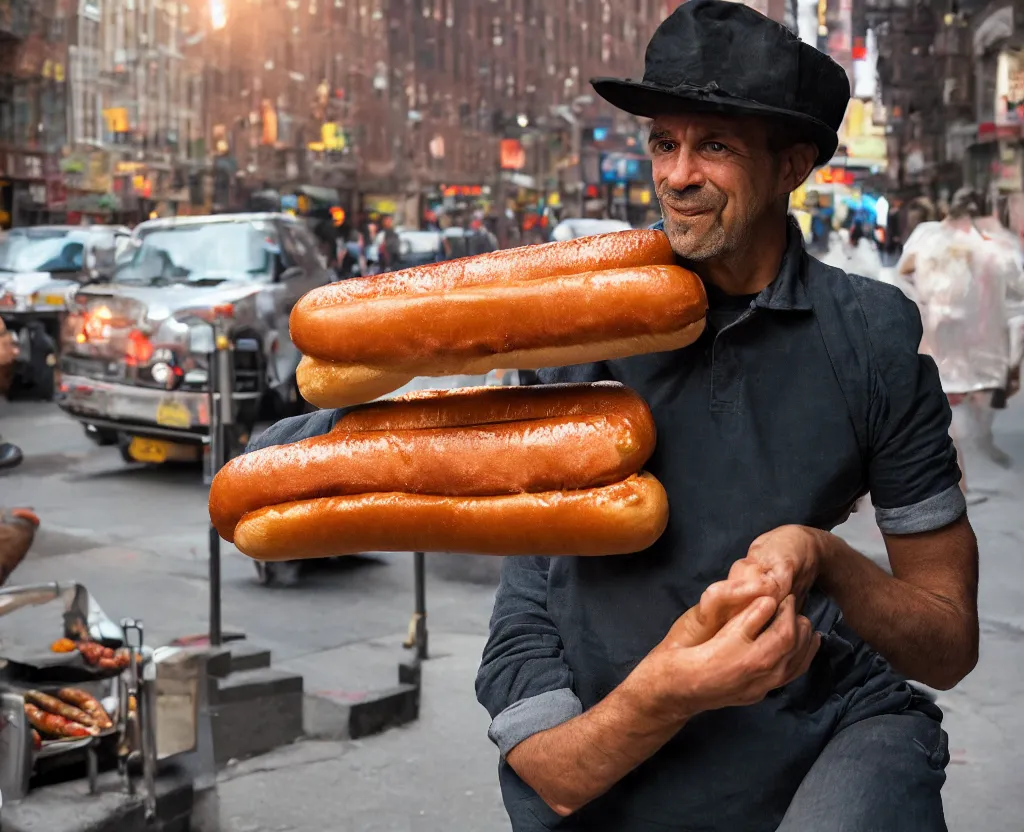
left=0, top=0, right=70, bottom=227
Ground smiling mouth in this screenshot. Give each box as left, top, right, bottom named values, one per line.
left=668, top=207, right=711, bottom=218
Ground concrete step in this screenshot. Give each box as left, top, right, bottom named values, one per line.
left=205, top=641, right=273, bottom=679
left=208, top=668, right=304, bottom=765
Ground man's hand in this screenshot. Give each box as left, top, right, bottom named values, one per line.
left=743, top=525, right=822, bottom=605
left=687, top=525, right=822, bottom=646
left=645, top=594, right=820, bottom=723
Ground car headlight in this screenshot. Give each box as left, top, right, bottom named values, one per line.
left=186, top=322, right=215, bottom=355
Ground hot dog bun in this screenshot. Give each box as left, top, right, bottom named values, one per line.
left=233, top=474, right=669, bottom=561
left=211, top=383, right=669, bottom=559
left=289, top=230, right=707, bottom=407
left=210, top=382, right=656, bottom=542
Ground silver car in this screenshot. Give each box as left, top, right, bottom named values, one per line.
left=0, top=225, right=130, bottom=399
left=57, top=213, right=331, bottom=465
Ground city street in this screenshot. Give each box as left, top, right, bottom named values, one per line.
left=1, top=390, right=1022, bottom=831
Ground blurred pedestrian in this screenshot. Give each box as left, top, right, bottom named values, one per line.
left=898, top=187, right=1024, bottom=493
left=0, top=317, right=23, bottom=471
left=338, top=229, right=366, bottom=278
left=376, top=215, right=401, bottom=273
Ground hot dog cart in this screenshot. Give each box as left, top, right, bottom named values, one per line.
left=0, top=582, right=214, bottom=822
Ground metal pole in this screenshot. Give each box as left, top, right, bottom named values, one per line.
left=207, top=325, right=222, bottom=648
left=413, top=551, right=427, bottom=660
left=574, top=117, right=585, bottom=217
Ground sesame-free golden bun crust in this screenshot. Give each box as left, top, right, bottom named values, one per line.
left=233, top=474, right=669, bottom=561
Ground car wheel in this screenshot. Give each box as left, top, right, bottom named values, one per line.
left=253, top=560, right=302, bottom=587
left=84, top=424, right=119, bottom=446
left=254, top=561, right=272, bottom=586
left=116, top=433, right=138, bottom=464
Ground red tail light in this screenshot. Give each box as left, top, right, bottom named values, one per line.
left=125, top=330, right=154, bottom=366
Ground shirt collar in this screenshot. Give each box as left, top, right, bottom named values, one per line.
left=649, top=216, right=812, bottom=312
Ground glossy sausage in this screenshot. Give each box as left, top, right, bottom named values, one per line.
left=24, top=703, right=91, bottom=738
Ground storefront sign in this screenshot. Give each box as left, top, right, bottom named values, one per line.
left=500, top=139, right=525, bottom=171
left=995, top=49, right=1024, bottom=125
left=814, top=166, right=856, bottom=186
left=440, top=185, right=483, bottom=198
left=364, top=195, right=398, bottom=214
left=6, top=153, right=45, bottom=181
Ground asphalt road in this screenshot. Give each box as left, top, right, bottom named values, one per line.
left=0, top=400, right=499, bottom=661
left=2, top=394, right=1023, bottom=832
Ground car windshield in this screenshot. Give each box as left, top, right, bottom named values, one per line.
left=112, top=221, right=275, bottom=285
left=0, top=230, right=87, bottom=274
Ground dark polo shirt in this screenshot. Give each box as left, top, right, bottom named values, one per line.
left=248, top=223, right=965, bottom=832
left=475, top=224, right=965, bottom=831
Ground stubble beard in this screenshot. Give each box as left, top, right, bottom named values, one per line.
left=660, top=210, right=728, bottom=262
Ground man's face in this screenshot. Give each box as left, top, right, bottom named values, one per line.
left=382, top=216, right=394, bottom=230
left=648, top=112, right=799, bottom=261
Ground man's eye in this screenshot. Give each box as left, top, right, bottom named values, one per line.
left=653, top=140, right=676, bottom=154
left=704, top=142, right=728, bottom=153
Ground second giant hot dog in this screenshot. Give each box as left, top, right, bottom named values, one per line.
left=289, top=230, right=707, bottom=407
left=210, top=382, right=669, bottom=560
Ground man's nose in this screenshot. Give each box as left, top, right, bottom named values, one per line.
left=662, top=149, right=706, bottom=192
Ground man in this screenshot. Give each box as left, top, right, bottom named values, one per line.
left=476, top=3, right=977, bottom=831
left=0, top=316, right=24, bottom=471
left=898, top=188, right=1024, bottom=481
left=377, top=214, right=402, bottom=273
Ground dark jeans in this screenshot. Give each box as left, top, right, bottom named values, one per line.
left=777, top=712, right=950, bottom=832
left=505, top=712, right=950, bottom=831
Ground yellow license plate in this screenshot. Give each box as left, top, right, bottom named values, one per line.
left=155, top=399, right=191, bottom=429
left=128, top=437, right=171, bottom=464
left=42, top=294, right=66, bottom=306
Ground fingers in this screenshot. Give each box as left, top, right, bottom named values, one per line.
left=724, top=595, right=779, bottom=641
left=770, top=616, right=820, bottom=690
left=699, top=563, right=782, bottom=629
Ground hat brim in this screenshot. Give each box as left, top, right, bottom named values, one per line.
left=591, top=78, right=838, bottom=167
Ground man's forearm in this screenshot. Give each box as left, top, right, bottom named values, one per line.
left=811, top=523, right=979, bottom=689
left=506, top=657, right=684, bottom=817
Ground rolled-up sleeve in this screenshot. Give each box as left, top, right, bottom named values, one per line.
left=476, top=556, right=582, bottom=757
left=858, top=283, right=966, bottom=534
left=477, top=361, right=611, bottom=756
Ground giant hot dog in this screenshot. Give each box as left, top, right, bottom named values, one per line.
left=210, top=382, right=669, bottom=561
left=290, top=230, right=707, bottom=407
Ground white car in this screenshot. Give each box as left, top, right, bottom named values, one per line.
left=550, top=218, right=632, bottom=242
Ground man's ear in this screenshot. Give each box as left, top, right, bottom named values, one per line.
left=778, top=142, right=818, bottom=195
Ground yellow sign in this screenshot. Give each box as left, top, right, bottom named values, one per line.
left=55, top=63, right=64, bottom=83
left=103, top=108, right=129, bottom=133
left=155, top=399, right=191, bottom=429
left=308, top=123, right=346, bottom=152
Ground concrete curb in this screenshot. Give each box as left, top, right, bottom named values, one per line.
left=303, top=681, right=420, bottom=741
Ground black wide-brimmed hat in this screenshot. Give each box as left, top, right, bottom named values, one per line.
left=592, top=0, right=850, bottom=166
